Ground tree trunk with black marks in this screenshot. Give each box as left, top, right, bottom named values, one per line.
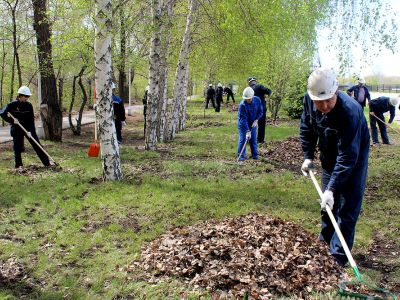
left=32, top=0, right=62, bottom=141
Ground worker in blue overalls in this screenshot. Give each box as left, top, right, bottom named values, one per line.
left=237, top=87, right=263, bottom=161
left=300, top=68, right=370, bottom=266
left=369, top=96, right=398, bottom=145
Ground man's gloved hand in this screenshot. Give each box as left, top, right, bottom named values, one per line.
left=301, top=159, right=314, bottom=176
left=246, top=131, right=251, bottom=140
left=122, top=121, right=126, bottom=127
left=13, top=119, right=20, bottom=126
left=320, top=190, right=334, bottom=211
left=252, top=120, right=258, bottom=128
left=26, top=132, right=32, bottom=139
left=369, top=112, right=376, bottom=117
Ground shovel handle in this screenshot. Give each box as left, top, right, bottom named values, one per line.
left=370, top=113, right=400, bottom=134
left=237, top=138, right=249, bottom=163
left=7, top=112, right=58, bottom=166
left=309, top=171, right=362, bottom=280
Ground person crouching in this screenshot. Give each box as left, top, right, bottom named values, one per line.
left=237, top=87, right=263, bottom=161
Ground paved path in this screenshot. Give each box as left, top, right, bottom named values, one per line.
left=0, top=105, right=143, bottom=144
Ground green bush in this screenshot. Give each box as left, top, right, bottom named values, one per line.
left=285, top=96, right=304, bottom=119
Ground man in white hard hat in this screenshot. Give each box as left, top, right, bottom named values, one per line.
left=205, top=84, right=216, bottom=109
left=0, top=86, right=50, bottom=169
left=347, top=77, right=371, bottom=108
left=237, top=87, right=263, bottom=161
left=300, top=67, right=370, bottom=266
left=368, top=96, right=398, bottom=145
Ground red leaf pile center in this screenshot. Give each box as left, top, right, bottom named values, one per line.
left=133, top=213, right=344, bottom=299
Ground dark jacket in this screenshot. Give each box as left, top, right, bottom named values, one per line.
left=369, top=96, right=396, bottom=123
left=206, top=87, right=215, bottom=99
left=249, top=82, right=272, bottom=110
left=0, top=99, right=35, bottom=132
left=300, top=91, right=370, bottom=191
left=112, top=95, right=126, bottom=122
left=224, top=87, right=233, bottom=95
left=237, top=96, right=263, bottom=131
left=347, top=85, right=370, bottom=107
left=215, top=86, right=223, bottom=101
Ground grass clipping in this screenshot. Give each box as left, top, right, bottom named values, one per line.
left=131, top=213, right=343, bottom=299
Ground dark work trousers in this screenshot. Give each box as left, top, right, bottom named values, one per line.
left=320, top=168, right=365, bottom=266
left=215, top=98, right=222, bottom=112
left=237, top=126, right=258, bottom=160
left=370, top=113, right=390, bottom=144
left=143, top=106, right=147, bottom=136
left=226, top=94, right=235, bottom=103
left=11, top=127, right=50, bottom=168
left=115, top=120, right=122, bottom=144
left=257, top=108, right=267, bottom=143
left=205, top=97, right=215, bottom=109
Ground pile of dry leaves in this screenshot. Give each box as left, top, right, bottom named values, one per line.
left=130, top=213, right=343, bottom=299
left=260, top=137, right=319, bottom=174
left=0, top=257, right=26, bottom=283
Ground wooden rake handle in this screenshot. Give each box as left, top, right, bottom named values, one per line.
left=7, top=113, right=57, bottom=166
left=309, top=170, right=362, bottom=280
left=370, top=113, right=400, bottom=134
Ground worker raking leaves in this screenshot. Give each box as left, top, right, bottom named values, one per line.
left=0, top=86, right=52, bottom=169
left=300, top=67, right=370, bottom=267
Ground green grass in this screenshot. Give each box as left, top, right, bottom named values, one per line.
left=0, top=99, right=399, bottom=299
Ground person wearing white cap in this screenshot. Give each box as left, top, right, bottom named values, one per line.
left=237, top=87, right=263, bottom=161
left=300, top=67, right=370, bottom=266
left=0, top=86, right=50, bottom=168
left=346, top=77, right=371, bottom=108
left=205, top=84, right=216, bottom=109
left=369, top=96, right=399, bottom=144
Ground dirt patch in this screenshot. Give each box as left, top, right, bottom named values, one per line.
left=356, top=232, right=400, bottom=293
left=8, top=165, right=62, bottom=176
left=259, top=137, right=319, bottom=174
left=0, top=257, right=27, bottom=283
left=129, top=213, right=344, bottom=299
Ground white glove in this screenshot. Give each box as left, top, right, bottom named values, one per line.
left=26, top=132, right=32, bottom=139
left=252, top=120, right=258, bottom=128
left=13, top=119, right=20, bottom=126
left=321, top=190, right=334, bottom=211
left=301, top=159, right=314, bottom=176
left=122, top=121, right=126, bottom=127
left=246, top=131, right=251, bottom=140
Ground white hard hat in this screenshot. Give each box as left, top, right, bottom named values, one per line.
left=218, top=83, right=222, bottom=87
left=111, top=82, right=116, bottom=89
left=389, top=97, right=399, bottom=107
left=307, top=68, right=339, bottom=101
left=209, top=84, right=213, bottom=87
left=358, top=78, right=366, bottom=84
left=242, top=87, right=254, bottom=99
left=17, top=86, right=32, bottom=96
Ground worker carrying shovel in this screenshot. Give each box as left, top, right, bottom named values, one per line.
left=0, top=86, right=51, bottom=169
left=299, top=68, right=370, bottom=266
left=368, top=96, right=399, bottom=145
left=237, top=87, right=263, bottom=161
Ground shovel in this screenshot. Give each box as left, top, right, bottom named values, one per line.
left=236, top=136, right=250, bottom=163
left=7, top=113, right=58, bottom=166
left=370, top=112, right=400, bottom=134
left=88, top=105, right=100, bottom=157
left=309, top=170, right=397, bottom=299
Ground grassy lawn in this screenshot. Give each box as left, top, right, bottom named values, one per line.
left=0, top=98, right=399, bottom=299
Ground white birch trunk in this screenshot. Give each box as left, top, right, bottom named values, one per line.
left=179, top=65, right=190, bottom=131
left=159, top=2, right=174, bottom=142
left=145, top=0, right=162, bottom=150
left=95, top=0, right=122, bottom=180
left=168, top=0, right=197, bottom=140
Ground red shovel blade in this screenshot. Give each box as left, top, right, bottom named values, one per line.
left=88, top=143, right=100, bottom=157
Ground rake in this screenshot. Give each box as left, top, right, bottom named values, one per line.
left=370, top=113, right=400, bottom=135
left=309, top=171, right=398, bottom=300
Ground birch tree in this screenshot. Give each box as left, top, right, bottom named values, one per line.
left=95, top=0, right=122, bottom=180
left=168, top=0, right=197, bottom=141
left=145, top=0, right=162, bottom=150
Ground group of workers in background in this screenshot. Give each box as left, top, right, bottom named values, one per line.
left=205, top=83, right=235, bottom=112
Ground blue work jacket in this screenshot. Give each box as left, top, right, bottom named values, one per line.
left=249, top=83, right=272, bottom=110
left=347, top=85, right=370, bottom=107
left=238, top=96, right=263, bottom=131
left=300, top=91, right=370, bottom=191
left=0, top=99, right=35, bottom=131
left=369, top=96, right=396, bottom=123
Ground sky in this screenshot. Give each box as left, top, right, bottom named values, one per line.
left=317, top=0, right=400, bottom=77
